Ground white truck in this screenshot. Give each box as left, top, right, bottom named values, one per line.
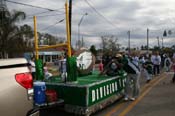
left=0, top=58, right=39, bottom=116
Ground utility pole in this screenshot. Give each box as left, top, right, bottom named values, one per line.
left=157, top=36, right=160, bottom=48
left=78, top=13, right=88, bottom=49
left=163, top=30, right=167, bottom=49
left=69, top=0, right=72, bottom=42
left=162, top=37, right=163, bottom=49
left=81, top=36, right=84, bottom=47
left=147, top=28, right=149, bottom=54
left=128, top=30, right=130, bottom=55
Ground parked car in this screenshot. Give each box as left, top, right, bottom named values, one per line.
left=0, top=58, right=39, bottom=116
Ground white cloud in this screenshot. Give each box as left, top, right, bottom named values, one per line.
left=5, top=0, right=175, bottom=48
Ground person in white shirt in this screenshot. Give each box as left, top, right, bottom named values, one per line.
left=151, top=51, right=161, bottom=75
left=59, top=56, right=67, bottom=82
left=139, top=55, right=145, bottom=71
left=132, top=55, right=139, bottom=66
left=140, top=55, right=145, bottom=64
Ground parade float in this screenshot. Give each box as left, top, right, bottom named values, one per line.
left=33, top=1, right=127, bottom=116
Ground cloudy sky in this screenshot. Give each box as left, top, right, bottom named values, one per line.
left=5, top=0, right=175, bottom=48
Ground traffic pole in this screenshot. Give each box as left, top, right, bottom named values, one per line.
left=128, top=30, right=130, bottom=55
left=69, top=0, right=72, bottom=42
left=33, top=16, right=39, bottom=60
left=65, top=0, right=71, bottom=57
left=147, top=28, right=149, bottom=54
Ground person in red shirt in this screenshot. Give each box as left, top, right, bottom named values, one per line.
left=99, top=60, right=104, bottom=72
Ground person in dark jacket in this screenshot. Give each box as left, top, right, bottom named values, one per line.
left=143, top=57, right=153, bottom=83
left=164, top=54, right=172, bottom=72
left=172, top=59, right=175, bottom=83
left=123, top=55, right=141, bottom=101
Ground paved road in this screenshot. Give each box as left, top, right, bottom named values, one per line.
left=93, top=71, right=175, bottom=116
left=40, top=107, right=73, bottom=116
left=124, top=72, right=175, bottom=116
left=40, top=71, right=175, bottom=116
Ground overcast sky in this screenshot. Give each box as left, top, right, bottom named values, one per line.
left=5, top=0, right=175, bottom=48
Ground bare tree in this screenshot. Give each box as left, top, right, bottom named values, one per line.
left=100, top=35, right=120, bottom=54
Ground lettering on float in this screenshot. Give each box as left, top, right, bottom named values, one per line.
left=91, top=79, right=126, bottom=103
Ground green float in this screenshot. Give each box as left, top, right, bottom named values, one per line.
left=45, top=70, right=126, bottom=116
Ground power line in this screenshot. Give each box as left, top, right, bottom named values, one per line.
left=27, top=9, right=65, bottom=17
left=26, top=13, right=65, bottom=19
left=74, top=0, right=119, bottom=33
left=28, top=11, right=53, bottom=17
left=5, top=0, right=63, bottom=11
left=41, top=18, right=65, bottom=31
left=84, top=0, right=118, bottom=29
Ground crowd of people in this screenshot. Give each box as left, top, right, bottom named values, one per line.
left=28, top=50, right=175, bottom=100
left=101, top=51, right=175, bottom=101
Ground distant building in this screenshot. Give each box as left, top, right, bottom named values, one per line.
left=139, top=50, right=152, bottom=55
left=24, top=48, right=64, bottom=63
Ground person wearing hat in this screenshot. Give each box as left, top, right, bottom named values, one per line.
left=100, top=53, right=124, bottom=76
left=116, top=53, right=122, bottom=58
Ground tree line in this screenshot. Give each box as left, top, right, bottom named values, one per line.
left=0, top=9, right=64, bottom=58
